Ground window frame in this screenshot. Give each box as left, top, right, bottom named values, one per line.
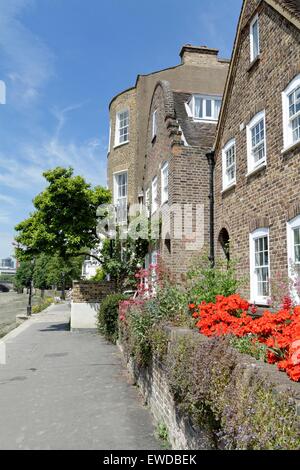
left=145, top=188, right=150, bottom=218
left=152, top=110, right=158, bottom=140
left=108, top=120, right=112, bottom=154
left=246, top=110, right=267, bottom=174
left=115, top=109, right=129, bottom=147
left=161, top=161, right=169, bottom=205
left=282, top=74, right=300, bottom=151
left=151, top=176, right=158, bottom=215
left=222, top=139, right=236, bottom=190
left=287, top=214, right=300, bottom=303
left=250, top=14, right=260, bottom=62
left=249, top=227, right=270, bottom=305
left=190, top=95, right=222, bottom=122
left=113, top=170, right=128, bottom=225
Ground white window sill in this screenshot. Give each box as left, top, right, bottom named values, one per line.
left=113, top=141, right=130, bottom=150
left=249, top=298, right=270, bottom=307
left=246, top=162, right=266, bottom=178
left=281, top=139, right=300, bottom=155
left=222, top=182, right=236, bottom=194
left=192, top=118, right=218, bottom=124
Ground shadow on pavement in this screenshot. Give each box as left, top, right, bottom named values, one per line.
left=39, top=323, right=70, bottom=332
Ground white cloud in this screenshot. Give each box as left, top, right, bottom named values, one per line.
left=0, top=103, right=108, bottom=192
left=0, top=0, right=55, bottom=107
left=0, top=231, right=15, bottom=258
left=0, top=154, right=44, bottom=190
left=0, top=211, right=11, bottom=225
left=0, top=194, right=16, bottom=205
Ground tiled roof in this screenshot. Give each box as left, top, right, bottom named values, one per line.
left=173, top=92, right=216, bottom=148
left=276, top=0, right=300, bottom=20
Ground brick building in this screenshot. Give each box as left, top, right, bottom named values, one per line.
left=107, top=46, right=229, bottom=278
left=213, top=0, right=300, bottom=305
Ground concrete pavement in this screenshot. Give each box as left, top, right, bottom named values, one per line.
left=0, top=303, right=160, bottom=450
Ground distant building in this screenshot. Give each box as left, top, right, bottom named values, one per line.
left=0, top=257, right=16, bottom=277
left=1, top=258, right=14, bottom=269
left=81, top=247, right=102, bottom=280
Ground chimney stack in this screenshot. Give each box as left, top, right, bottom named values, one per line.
left=180, top=44, right=219, bottom=66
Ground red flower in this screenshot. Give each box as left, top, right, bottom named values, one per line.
left=191, top=294, right=300, bottom=382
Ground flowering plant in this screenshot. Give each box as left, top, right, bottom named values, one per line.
left=191, top=295, right=300, bottom=382
left=119, top=263, right=160, bottom=322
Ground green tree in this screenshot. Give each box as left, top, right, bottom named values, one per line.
left=13, top=260, right=34, bottom=292
left=101, top=232, right=148, bottom=291
left=45, top=255, right=83, bottom=289
left=32, top=253, right=83, bottom=297
left=15, top=167, right=111, bottom=261
left=14, top=167, right=111, bottom=298
left=32, top=253, right=49, bottom=296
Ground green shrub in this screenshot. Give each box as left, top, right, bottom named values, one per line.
left=32, top=297, right=53, bottom=314
left=121, top=283, right=191, bottom=366
left=156, top=284, right=188, bottom=320
left=90, top=268, right=105, bottom=282
left=168, top=335, right=300, bottom=450
left=97, top=293, right=127, bottom=343
left=126, top=305, right=154, bottom=366
left=229, top=335, right=267, bottom=361
left=187, top=253, right=245, bottom=305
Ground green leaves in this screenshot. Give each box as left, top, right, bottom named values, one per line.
left=15, top=167, right=111, bottom=260
left=187, top=252, right=245, bottom=305
left=14, top=253, right=83, bottom=291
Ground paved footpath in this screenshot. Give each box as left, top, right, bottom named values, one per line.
left=0, top=303, right=160, bottom=450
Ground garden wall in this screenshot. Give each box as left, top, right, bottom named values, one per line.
left=118, top=327, right=300, bottom=450
left=71, top=280, right=115, bottom=331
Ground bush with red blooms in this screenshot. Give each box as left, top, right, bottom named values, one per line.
left=119, top=263, right=160, bottom=322
left=191, top=295, right=300, bottom=382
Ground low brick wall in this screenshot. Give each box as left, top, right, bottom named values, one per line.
left=118, top=340, right=213, bottom=449
left=72, top=280, right=115, bottom=303
left=119, top=327, right=300, bottom=450
left=71, top=281, right=115, bottom=331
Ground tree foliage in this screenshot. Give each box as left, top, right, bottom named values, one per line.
left=14, top=253, right=83, bottom=291
left=14, top=260, right=34, bottom=291
left=101, top=232, right=148, bottom=291
left=15, top=167, right=111, bottom=261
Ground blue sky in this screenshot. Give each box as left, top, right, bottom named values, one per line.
left=0, top=0, right=242, bottom=259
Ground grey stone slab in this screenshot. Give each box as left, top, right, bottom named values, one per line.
left=0, top=304, right=160, bottom=450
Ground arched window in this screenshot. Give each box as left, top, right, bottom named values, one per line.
left=218, top=228, right=230, bottom=261
left=282, top=74, right=300, bottom=150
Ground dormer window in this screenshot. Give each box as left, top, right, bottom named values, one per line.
left=188, top=95, right=222, bottom=122
left=250, top=15, right=260, bottom=62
